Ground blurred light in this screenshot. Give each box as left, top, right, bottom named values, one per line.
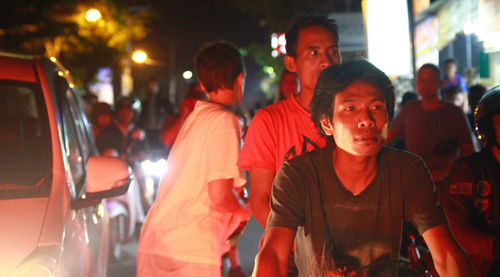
left=483, top=31, right=500, bottom=52
left=132, top=50, right=147, bottom=63
left=85, top=9, right=101, bottom=22
left=69, top=83, right=74, bottom=89
left=264, top=66, right=274, bottom=75
left=271, top=50, right=279, bottom=57
left=279, top=45, right=287, bottom=54
left=271, top=33, right=278, bottom=49
left=57, top=71, right=64, bottom=77
left=364, top=0, right=412, bottom=76
left=50, top=57, right=57, bottom=62
left=278, top=34, right=286, bottom=46
left=183, top=70, right=193, bottom=80
left=141, top=159, right=168, bottom=178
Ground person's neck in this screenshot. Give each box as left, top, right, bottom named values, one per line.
left=207, top=88, right=234, bottom=109
left=294, top=88, right=313, bottom=111
left=332, top=147, right=378, bottom=196
left=420, top=97, right=445, bottom=111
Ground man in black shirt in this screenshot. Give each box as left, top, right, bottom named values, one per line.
left=253, top=60, right=475, bottom=276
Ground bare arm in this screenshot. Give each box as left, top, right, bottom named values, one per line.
left=249, top=167, right=276, bottom=228
left=254, top=227, right=296, bottom=277
left=422, top=225, right=476, bottom=277
left=207, top=178, right=251, bottom=220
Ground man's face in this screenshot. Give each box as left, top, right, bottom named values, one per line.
left=117, top=106, right=134, bottom=125
left=288, top=26, right=341, bottom=93
left=325, top=81, right=388, bottom=157
left=444, top=62, right=457, bottom=79
left=417, top=67, right=441, bottom=100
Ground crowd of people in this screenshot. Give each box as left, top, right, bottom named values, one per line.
left=79, top=14, right=500, bottom=277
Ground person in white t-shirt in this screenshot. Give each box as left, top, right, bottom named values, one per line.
left=136, top=41, right=251, bottom=277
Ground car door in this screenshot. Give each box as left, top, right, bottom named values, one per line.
left=57, top=75, right=108, bottom=277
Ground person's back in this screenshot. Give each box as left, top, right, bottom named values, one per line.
left=137, top=41, right=250, bottom=277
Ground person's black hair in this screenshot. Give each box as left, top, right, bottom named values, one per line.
left=195, top=41, right=244, bottom=93
left=468, top=84, right=487, bottom=111
left=441, top=85, right=463, bottom=102
left=310, top=59, right=395, bottom=139
left=285, top=15, right=339, bottom=58
left=401, top=91, right=419, bottom=107
left=419, top=63, right=441, bottom=77
left=444, top=58, right=457, bottom=66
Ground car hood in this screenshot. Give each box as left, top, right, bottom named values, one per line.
left=0, top=197, right=49, bottom=273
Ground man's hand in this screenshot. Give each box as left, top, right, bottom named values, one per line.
left=208, top=178, right=251, bottom=220
left=249, top=167, right=276, bottom=228
left=423, top=225, right=476, bottom=276
left=254, top=227, right=296, bottom=277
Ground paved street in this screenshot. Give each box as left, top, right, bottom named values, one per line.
left=108, top=216, right=264, bottom=277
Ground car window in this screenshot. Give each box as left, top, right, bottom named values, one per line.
left=61, top=88, right=86, bottom=193
left=0, top=81, right=51, bottom=192
left=66, top=89, right=91, bottom=161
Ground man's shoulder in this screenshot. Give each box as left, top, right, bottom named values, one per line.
left=380, top=146, right=423, bottom=166
left=284, top=145, right=329, bottom=170
left=257, top=97, right=295, bottom=116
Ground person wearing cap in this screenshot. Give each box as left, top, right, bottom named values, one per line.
left=442, top=85, right=500, bottom=277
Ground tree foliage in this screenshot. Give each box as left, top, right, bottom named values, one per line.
left=0, top=0, right=150, bottom=89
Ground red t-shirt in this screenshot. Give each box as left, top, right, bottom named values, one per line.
left=238, top=96, right=326, bottom=173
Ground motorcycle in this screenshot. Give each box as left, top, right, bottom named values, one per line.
left=103, top=129, right=149, bottom=261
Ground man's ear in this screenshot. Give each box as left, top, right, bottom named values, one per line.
left=320, top=115, right=334, bottom=136
left=284, top=55, right=297, bottom=72
left=199, top=82, right=208, bottom=93
left=233, top=72, right=243, bottom=89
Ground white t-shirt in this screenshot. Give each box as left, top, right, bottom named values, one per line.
left=137, top=101, right=246, bottom=266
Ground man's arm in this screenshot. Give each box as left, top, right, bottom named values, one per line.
left=254, top=227, right=296, bottom=277
left=422, top=225, right=476, bottom=276
left=249, top=167, right=276, bottom=228
left=207, top=178, right=251, bottom=220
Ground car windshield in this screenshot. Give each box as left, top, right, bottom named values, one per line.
left=0, top=81, right=51, bottom=194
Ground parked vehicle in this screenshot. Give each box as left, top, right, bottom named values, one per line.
left=0, top=53, right=131, bottom=277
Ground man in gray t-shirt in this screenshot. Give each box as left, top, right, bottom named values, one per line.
left=388, top=63, right=474, bottom=185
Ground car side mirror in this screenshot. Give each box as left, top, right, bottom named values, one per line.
left=72, top=156, right=131, bottom=209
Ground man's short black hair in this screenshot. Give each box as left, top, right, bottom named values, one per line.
left=195, top=41, right=244, bottom=93
left=310, top=59, right=395, bottom=138
left=285, top=15, right=339, bottom=58
left=419, top=63, right=441, bottom=77
left=444, top=58, right=457, bottom=66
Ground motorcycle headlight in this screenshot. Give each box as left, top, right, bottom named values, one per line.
left=141, top=159, right=168, bottom=178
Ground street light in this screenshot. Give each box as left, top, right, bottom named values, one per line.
left=182, top=70, right=193, bottom=80
left=85, top=9, right=102, bottom=22
left=132, top=50, right=148, bottom=63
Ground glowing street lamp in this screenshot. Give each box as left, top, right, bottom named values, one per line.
left=132, top=50, right=148, bottom=64
left=85, top=9, right=102, bottom=22
left=182, top=70, right=193, bottom=80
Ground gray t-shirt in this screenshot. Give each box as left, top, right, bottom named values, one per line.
left=267, top=145, right=447, bottom=276
left=391, top=101, right=473, bottom=171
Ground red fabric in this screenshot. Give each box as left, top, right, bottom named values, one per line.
left=238, top=96, right=326, bottom=173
